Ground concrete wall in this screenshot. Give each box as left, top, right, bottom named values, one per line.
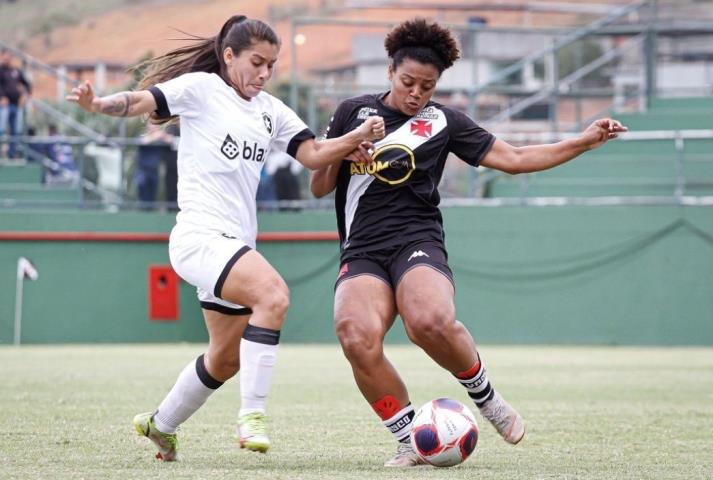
left=0, top=206, right=711, bottom=345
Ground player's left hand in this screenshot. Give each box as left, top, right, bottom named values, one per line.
left=345, top=141, right=374, bottom=164
left=581, top=118, right=628, bottom=150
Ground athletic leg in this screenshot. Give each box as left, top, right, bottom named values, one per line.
left=133, top=309, right=248, bottom=461
left=218, top=249, right=288, bottom=452
left=397, top=265, right=524, bottom=445
left=334, top=271, right=423, bottom=466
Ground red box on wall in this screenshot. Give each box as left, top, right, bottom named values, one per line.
left=148, top=265, right=179, bottom=321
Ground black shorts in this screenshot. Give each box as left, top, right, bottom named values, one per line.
left=335, top=240, right=454, bottom=290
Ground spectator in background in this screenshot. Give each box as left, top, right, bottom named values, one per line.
left=0, top=49, right=32, bottom=159
left=164, top=123, right=180, bottom=209
left=135, top=122, right=175, bottom=209
left=256, top=165, right=277, bottom=210
left=267, top=150, right=302, bottom=211
left=44, top=124, right=79, bottom=186
left=25, top=126, right=46, bottom=161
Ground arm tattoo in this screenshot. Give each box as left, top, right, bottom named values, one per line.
left=100, top=92, right=134, bottom=117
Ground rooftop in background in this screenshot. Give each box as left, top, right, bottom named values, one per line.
left=0, top=0, right=708, bottom=80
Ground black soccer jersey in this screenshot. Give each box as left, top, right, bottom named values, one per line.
left=326, top=93, right=495, bottom=258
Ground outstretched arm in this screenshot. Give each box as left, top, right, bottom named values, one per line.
left=66, top=80, right=157, bottom=117
left=481, top=118, right=627, bottom=174
left=295, top=116, right=384, bottom=170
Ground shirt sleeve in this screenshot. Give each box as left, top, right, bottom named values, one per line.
left=446, top=108, right=496, bottom=167
left=271, top=97, right=316, bottom=158
left=324, top=100, right=355, bottom=140
left=149, top=72, right=212, bottom=119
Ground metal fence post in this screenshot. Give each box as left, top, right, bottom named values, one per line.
left=674, top=133, right=685, bottom=201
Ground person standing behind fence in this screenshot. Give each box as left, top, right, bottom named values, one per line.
left=67, top=14, right=384, bottom=462
left=135, top=122, right=175, bottom=208
left=0, top=49, right=32, bottom=159
left=311, top=17, right=627, bottom=467
left=43, top=124, right=79, bottom=186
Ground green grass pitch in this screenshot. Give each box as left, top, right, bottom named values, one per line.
left=1, top=344, right=712, bottom=479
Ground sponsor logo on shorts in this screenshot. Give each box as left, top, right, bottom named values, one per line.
left=408, top=250, right=430, bottom=262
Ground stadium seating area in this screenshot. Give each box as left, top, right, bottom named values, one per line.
left=0, top=160, right=80, bottom=205
left=488, top=97, right=713, bottom=198
left=2, top=96, right=712, bottom=205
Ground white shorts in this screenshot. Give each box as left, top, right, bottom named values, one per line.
left=169, top=223, right=254, bottom=315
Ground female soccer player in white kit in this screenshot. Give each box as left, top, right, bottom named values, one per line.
left=67, top=15, right=384, bottom=461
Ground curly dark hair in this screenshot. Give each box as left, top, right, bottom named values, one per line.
left=384, top=18, right=460, bottom=74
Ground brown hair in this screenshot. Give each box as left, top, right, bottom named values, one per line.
left=384, top=18, right=460, bottom=74
left=135, top=15, right=280, bottom=123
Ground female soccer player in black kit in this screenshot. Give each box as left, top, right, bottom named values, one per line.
left=311, top=18, right=627, bottom=467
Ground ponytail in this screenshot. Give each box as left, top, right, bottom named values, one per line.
left=214, top=15, right=247, bottom=61
left=134, top=15, right=278, bottom=124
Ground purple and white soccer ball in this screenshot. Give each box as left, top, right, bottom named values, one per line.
left=410, top=398, right=479, bottom=467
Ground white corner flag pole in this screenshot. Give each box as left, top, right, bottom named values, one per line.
left=14, top=257, right=39, bottom=346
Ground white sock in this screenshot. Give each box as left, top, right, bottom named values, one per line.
left=153, top=354, right=222, bottom=433
left=455, top=361, right=494, bottom=408
left=239, top=324, right=280, bottom=417
left=383, top=404, right=416, bottom=443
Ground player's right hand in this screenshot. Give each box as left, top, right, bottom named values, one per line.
left=66, top=80, right=97, bottom=112
left=359, top=115, right=385, bottom=142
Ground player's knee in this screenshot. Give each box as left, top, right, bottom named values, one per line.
left=206, top=352, right=240, bottom=381
left=254, top=282, right=290, bottom=321
left=335, top=316, right=382, bottom=363
left=404, top=308, right=455, bottom=346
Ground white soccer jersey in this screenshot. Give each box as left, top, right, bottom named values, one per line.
left=150, top=72, right=313, bottom=245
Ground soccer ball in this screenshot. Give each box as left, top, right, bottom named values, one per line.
left=410, top=398, right=479, bottom=467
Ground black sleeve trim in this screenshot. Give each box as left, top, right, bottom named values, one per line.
left=148, top=86, right=171, bottom=119
left=286, top=127, right=316, bottom=158
left=475, top=134, right=497, bottom=167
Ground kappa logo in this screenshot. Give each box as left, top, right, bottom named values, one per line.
left=408, top=250, right=430, bottom=262
left=262, top=112, right=274, bottom=136
left=410, top=120, right=432, bottom=138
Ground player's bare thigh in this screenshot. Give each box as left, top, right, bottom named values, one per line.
left=334, top=275, right=397, bottom=354
left=219, top=249, right=289, bottom=330
left=396, top=265, right=456, bottom=333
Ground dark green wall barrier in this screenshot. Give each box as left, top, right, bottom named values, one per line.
left=1, top=206, right=711, bottom=345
